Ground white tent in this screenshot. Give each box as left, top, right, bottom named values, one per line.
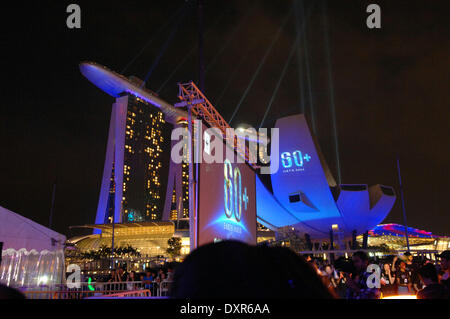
left=0, top=205, right=66, bottom=287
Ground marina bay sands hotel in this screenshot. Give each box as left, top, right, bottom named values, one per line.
left=69, top=62, right=397, bottom=258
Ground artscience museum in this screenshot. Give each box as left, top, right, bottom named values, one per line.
left=256, top=114, right=396, bottom=247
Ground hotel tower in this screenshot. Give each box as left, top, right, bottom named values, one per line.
left=95, top=88, right=167, bottom=226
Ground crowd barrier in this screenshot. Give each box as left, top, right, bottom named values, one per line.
left=86, top=289, right=152, bottom=298
left=20, top=281, right=172, bottom=299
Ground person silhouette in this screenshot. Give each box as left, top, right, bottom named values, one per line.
left=170, top=240, right=335, bottom=299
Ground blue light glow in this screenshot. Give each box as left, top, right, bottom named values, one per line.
left=224, top=159, right=248, bottom=223
left=203, top=214, right=251, bottom=238
left=198, top=145, right=256, bottom=246
left=281, top=150, right=311, bottom=169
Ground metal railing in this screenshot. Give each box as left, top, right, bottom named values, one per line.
left=86, top=289, right=152, bottom=299
left=20, top=280, right=173, bottom=299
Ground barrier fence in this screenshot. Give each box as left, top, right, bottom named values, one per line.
left=85, top=289, right=156, bottom=299
left=19, top=281, right=172, bottom=299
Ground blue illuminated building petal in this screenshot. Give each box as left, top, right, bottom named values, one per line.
left=257, top=114, right=396, bottom=239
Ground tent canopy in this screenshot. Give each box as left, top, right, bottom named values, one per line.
left=0, top=205, right=66, bottom=252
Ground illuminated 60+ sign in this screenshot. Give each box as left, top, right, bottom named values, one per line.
left=281, top=150, right=311, bottom=169
left=224, top=159, right=249, bottom=222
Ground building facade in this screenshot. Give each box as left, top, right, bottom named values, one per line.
left=95, top=93, right=167, bottom=227
left=162, top=119, right=190, bottom=225
left=365, top=224, right=450, bottom=253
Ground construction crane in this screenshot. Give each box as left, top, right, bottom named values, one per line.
left=174, top=81, right=259, bottom=169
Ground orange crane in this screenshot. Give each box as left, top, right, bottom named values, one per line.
left=175, top=81, right=259, bottom=169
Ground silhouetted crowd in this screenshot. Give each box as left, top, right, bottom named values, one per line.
left=169, top=242, right=450, bottom=299
left=294, top=250, right=450, bottom=299
left=102, top=266, right=174, bottom=296
left=1, top=242, right=449, bottom=299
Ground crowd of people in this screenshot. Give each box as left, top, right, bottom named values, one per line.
left=102, top=266, right=175, bottom=296
left=94, top=248, right=450, bottom=299
left=309, top=250, right=450, bottom=299
left=1, top=241, right=449, bottom=299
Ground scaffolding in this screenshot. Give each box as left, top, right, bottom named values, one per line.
left=175, top=81, right=259, bottom=169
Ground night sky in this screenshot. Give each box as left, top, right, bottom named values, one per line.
left=1, top=0, right=449, bottom=238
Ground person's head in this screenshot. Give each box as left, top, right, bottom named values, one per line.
left=399, top=261, right=406, bottom=270
left=146, top=270, right=151, bottom=277
left=324, top=265, right=333, bottom=275
left=170, top=241, right=335, bottom=299
left=418, top=263, right=438, bottom=285
left=438, top=251, right=450, bottom=271
left=130, top=271, right=136, bottom=279
left=422, top=258, right=431, bottom=266
left=352, top=251, right=369, bottom=273
left=404, top=252, right=413, bottom=263
left=383, top=263, right=390, bottom=272
left=0, top=284, right=25, bottom=299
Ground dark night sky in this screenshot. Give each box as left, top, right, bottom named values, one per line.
left=1, top=0, right=449, bottom=237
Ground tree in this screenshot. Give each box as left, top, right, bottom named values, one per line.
left=166, top=237, right=182, bottom=259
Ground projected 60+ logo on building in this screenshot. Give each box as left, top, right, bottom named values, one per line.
left=224, top=159, right=249, bottom=223
left=281, top=150, right=311, bottom=172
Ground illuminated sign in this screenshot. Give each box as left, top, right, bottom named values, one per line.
left=127, top=210, right=135, bottom=222
left=281, top=150, right=311, bottom=171
left=126, top=209, right=143, bottom=222
left=281, top=150, right=311, bottom=168
left=224, top=159, right=249, bottom=222
left=198, top=126, right=257, bottom=246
